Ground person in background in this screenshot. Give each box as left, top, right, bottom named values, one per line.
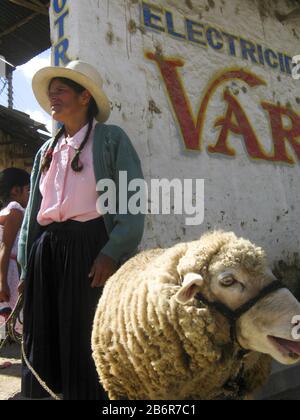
left=0, top=168, right=30, bottom=336
left=18, top=60, right=145, bottom=400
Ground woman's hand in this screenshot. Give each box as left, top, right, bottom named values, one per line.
left=0, top=282, right=10, bottom=303
left=89, top=253, right=118, bottom=288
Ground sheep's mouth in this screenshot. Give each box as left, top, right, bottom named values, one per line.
left=268, top=336, right=300, bottom=360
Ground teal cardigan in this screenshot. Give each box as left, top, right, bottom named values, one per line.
left=17, top=123, right=145, bottom=281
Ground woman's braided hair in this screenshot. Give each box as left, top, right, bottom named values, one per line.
left=40, top=77, right=99, bottom=173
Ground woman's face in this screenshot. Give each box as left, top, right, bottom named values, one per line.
left=48, top=79, right=90, bottom=124
left=10, top=184, right=30, bottom=208
left=20, top=184, right=30, bottom=208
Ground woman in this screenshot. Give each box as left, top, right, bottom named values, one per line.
left=18, top=61, right=145, bottom=400
left=0, top=168, right=30, bottom=336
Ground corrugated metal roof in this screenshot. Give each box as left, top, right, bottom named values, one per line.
left=0, top=105, right=50, bottom=148
left=0, top=0, right=50, bottom=69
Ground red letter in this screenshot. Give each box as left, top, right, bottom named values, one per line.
left=146, top=51, right=266, bottom=151
left=261, top=102, right=300, bottom=164
left=208, top=90, right=271, bottom=160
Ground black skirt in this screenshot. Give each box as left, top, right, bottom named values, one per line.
left=22, top=217, right=109, bottom=400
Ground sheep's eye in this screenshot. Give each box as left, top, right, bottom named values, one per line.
left=220, top=276, right=237, bottom=287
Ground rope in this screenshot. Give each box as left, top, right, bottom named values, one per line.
left=7, top=295, right=23, bottom=343
left=0, top=294, right=23, bottom=351
left=21, top=341, right=61, bottom=401
left=0, top=294, right=61, bottom=400
left=0, top=332, right=9, bottom=352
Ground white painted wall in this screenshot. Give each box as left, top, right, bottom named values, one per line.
left=49, top=0, right=300, bottom=266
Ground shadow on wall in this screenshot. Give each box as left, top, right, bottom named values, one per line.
left=273, top=256, right=300, bottom=301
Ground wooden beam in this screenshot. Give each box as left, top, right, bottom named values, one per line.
left=8, top=0, right=48, bottom=16
left=30, top=0, right=48, bottom=7
left=0, top=1, right=50, bottom=41
left=0, top=12, right=38, bottom=39
left=28, top=0, right=50, bottom=11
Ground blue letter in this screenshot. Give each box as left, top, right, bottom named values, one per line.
left=206, top=27, right=223, bottom=50
left=186, top=20, right=206, bottom=46
left=240, top=38, right=258, bottom=64
left=54, top=10, right=69, bottom=39
left=53, top=0, right=67, bottom=14
left=54, top=39, right=70, bottom=66
left=256, top=44, right=265, bottom=65
left=264, top=49, right=278, bottom=69
left=278, top=53, right=286, bottom=73
left=165, top=11, right=186, bottom=40
left=222, top=32, right=238, bottom=57
left=285, top=55, right=293, bottom=75
left=142, top=2, right=165, bottom=32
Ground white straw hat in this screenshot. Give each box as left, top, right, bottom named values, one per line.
left=32, top=60, right=111, bottom=123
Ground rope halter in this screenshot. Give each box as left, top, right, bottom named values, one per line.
left=195, top=280, right=286, bottom=354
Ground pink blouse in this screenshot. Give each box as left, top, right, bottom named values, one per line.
left=37, top=119, right=100, bottom=226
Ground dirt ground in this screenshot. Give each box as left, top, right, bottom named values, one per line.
left=0, top=342, right=53, bottom=400
left=0, top=342, right=25, bottom=400
left=1, top=342, right=299, bottom=400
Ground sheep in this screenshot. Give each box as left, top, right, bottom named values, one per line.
left=92, top=231, right=300, bottom=400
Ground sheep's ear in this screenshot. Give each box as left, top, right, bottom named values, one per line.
left=175, top=273, right=204, bottom=304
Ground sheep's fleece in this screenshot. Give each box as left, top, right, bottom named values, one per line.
left=92, top=232, right=273, bottom=400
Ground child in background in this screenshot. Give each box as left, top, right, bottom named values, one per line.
left=0, top=168, right=30, bottom=336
